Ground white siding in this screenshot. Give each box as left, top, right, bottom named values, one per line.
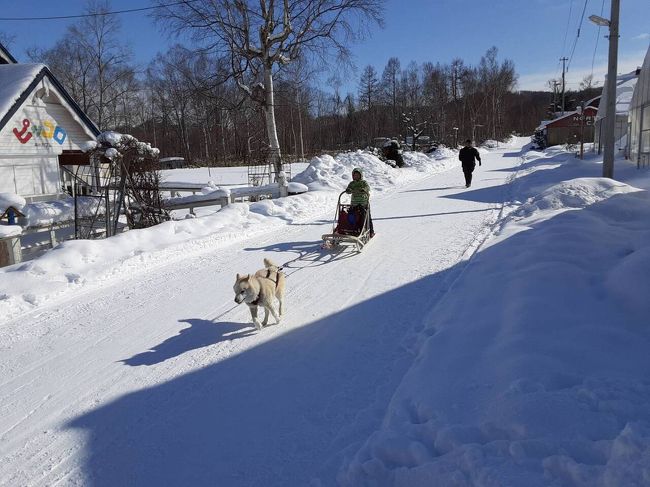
left=0, top=156, right=60, bottom=197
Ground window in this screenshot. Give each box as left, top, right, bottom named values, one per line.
left=641, top=105, right=650, bottom=154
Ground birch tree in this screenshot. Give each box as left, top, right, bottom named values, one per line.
left=155, top=0, right=383, bottom=178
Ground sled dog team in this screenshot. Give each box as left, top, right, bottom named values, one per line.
left=233, top=167, right=369, bottom=330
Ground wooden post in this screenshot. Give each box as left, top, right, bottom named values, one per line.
left=580, top=101, right=585, bottom=160
left=0, top=237, right=22, bottom=267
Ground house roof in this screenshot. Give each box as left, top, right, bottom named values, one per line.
left=596, top=70, right=639, bottom=121
left=630, top=45, right=650, bottom=111
left=585, top=95, right=601, bottom=109
left=0, top=42, right=17, bottom=65
left=0, top=64, right=100, bottom=137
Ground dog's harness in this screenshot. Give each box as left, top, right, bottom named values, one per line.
left=263, top=268, right=283, bottom=288
left=250, top=268, right=284, bottom=306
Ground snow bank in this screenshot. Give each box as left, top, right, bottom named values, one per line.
left=292, top=149, right=457, bottom=193
left=0, top=226, right=22, bottom=238
left=164, top=188, right=231, bottom=206
left=339, top=145, right=650, bottom=486
left=287, top=182, right=308, bottom=193
left=513, top=177, right=639, bottom=218
left=20, top=197, right=103, bottom=228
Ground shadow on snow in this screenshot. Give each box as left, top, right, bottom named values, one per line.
left=67, top=268, right=455, bottom=486
left=120, top=320, right=256, bottom=366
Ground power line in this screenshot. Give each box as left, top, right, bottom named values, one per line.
left=557, top=0, right=575, bottom=79
left=0, top=0, right=199, bottom=21
left=566, top=0, right=589, bottom=72
left=590, top=0, right=607, bottom=78
left=561, top=0, right=575, bottom=58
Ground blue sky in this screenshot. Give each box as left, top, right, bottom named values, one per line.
left=1, top=0, right=649, bottom=93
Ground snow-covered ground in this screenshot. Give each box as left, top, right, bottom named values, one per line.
left=1, top=139, right=649, bottom=486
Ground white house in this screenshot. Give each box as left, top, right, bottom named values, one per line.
left=629, top=45, right=650, bottom=168
left=0, top=43, right=99, bottom=202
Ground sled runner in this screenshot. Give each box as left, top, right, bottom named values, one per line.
left=322, top=191, right=373, bottom=252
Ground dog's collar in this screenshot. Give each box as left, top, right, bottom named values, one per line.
left=250, top=293, right=261, bottom=306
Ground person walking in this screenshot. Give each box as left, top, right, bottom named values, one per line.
left=458, top=139, right=482, bottom=188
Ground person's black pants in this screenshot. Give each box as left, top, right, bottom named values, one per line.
left=462, top=163, right=476, bottom=186
left=354, top=205, right=374, bottom=235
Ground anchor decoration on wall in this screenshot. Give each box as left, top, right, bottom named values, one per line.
left=12, top=117, right=67, bottom=145
left=12, top=119, right=32, bottom=144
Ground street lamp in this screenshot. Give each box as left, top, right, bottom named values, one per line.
left=588, top=14, right=610, bottom=27
left=589, top=1, right=619, bottom=178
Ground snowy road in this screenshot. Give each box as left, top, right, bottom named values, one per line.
left=0, top=145, right=521, bottom=486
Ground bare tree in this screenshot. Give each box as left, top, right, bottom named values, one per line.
left=449, top=58, right=465, bottom=102
left=358, top=65, right=379, bottom=110
left=422, top=62, right=448, bottom=140
left=154, top=0, right=383, bottom=179
left=30, top=0, right=134, bottom=130
left=147, top=47, right=196, bottom=163
left=381, top=57, right=401, bottom=132
left=0, top=32, right=16, bottom=49
left=478, top=47, right=516, bottom=139
left=72, top=0, right=134, bottom=129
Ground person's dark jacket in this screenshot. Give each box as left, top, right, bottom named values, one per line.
left=459, top=147, right=481, bottom=167
left=383, top=142, right=404, bottom=168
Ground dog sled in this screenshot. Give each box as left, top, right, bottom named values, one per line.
left=322, top=191, right=373, bottom=252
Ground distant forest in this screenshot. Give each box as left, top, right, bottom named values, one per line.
left=22, top=4, right=601, bottom=166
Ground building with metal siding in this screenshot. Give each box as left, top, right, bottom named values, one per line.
left=629, top=46, right=650, bottom=168
left=594, top=70, right=639, bottom=157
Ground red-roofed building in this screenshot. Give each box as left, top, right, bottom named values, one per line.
left=538, top=102, right=599, bottom=147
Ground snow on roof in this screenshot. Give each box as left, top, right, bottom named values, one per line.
left=0, top=64, right=46, bottom=124
left=585, top=95, right=601, bottom=109
left=0, top=42, right=17, bottom=64
left=545, top=111, right=579, bottom=126
left=0, top=192, right=27, bottom=213
left=596, top=70, right=639, bottom=121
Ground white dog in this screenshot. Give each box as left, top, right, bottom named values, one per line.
left=233, top=258, right=285, bottom=329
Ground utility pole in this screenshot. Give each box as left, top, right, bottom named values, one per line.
left=589, top=0, right=620, bottom=178
left=603, top=0, right=619, bottom=179
left=560, top=57, right=568, bottom=116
